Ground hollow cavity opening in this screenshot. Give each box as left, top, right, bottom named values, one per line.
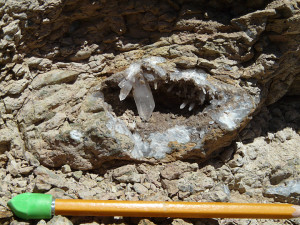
left=102, top=79, right=215, bottom=119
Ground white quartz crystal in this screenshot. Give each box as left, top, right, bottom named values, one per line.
left=211, top=94, right=254, bottom=131
left=133, top=76, right=155, bottom=121
left=126, top=63, right=141, bottom=81
left=118, top=79, right=133, bottom=101
left=118, top=57, right=166, bottom=121
left=130, top=125, right=191, bottom=159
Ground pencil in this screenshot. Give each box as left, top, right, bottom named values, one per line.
left=55, top=199, right=300, bottom=219
left=8, top=193, right=300, bottom=220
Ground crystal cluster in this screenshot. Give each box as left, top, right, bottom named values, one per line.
left=118, top=57, right=166, bottom=121
left=114, top=57, right=256, bottom=159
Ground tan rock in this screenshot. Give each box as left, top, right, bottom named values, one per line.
left=31, top=70, right=80, bottom=89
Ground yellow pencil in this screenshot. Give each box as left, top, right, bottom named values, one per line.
left=8, top=193, right=300, bottom=220
left=55, top=199, right=300, bottom=219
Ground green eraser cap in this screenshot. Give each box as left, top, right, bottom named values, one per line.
left=7, top=193, right=53, bottom=220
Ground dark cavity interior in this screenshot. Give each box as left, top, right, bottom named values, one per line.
left=102, top=78, right=215, bottom=119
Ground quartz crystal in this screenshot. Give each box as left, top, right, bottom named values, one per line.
left=133, top=76, right=155, bottom=121
left=118, top=57, right=165, bottom=121
left=119, top=79, right=133, bottom=101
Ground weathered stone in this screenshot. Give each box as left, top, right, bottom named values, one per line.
left=133, top=183, right=148, bottom=195
left=202, top=184, right=231, bottom=202
left=160, top=161, right=198, bottom=180
left=0, top=154, right=8, bottom=167
left=24, top=151, right=40, bottom=167
left=25, top=57, right=52, bottom=70
left=269, top=168, right=292, bottom=185
left=3, top=91, right=29, bottom=113
left=19, top=166, right=34, bottom=175
left=138, top=219, right=156, bottom=225
left=0, top=2, right=290, bottom=168
left=1, top=8, right=300, bottom=223
left=46, top=188, right=66, bottom=199
left=61, top=165, right=71, bottom=174
left=7, top=79, right=29, bottom=95
left=6, top=158, right=20, bottom=177
left=177, top=172, right=214, bottom=193
left=0, top=129, right=11, bottom=154
left=0, top=210, right=13, bottom=219
left=264, top=179, right=300, bottom=203
left=10, top=221, right=30, bottom=225
left=172, top=219, right=193, bottom=225
left=34, top=166, right=64, bottom=190
left=113, top=165, right=142, bottom=183
left=72, top=171, right=83, bottom=181
left=36, top=220, right=47, bottom=225
left=47, top=215, right=73, bottom=225
left=2, top=20, right=19, bottom=35
left=31, top=70, right=80, bottom=89
left=161, top=179, right=179, bottom=196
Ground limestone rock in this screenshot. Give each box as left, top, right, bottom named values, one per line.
left=133, top=183, right=148, bottom=195
left=160, top=161, right=198, bottom=180
left=31, top=70, right=80, bottom=89
left=0, top=0, right=299, bottom=170
left=47, top=216, right=73, bottom=225
left=112, top=165, right=142, bottom=183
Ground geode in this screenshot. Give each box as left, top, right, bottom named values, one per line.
left=99, top=56, right=258, bottom=160
left=0, top=0, right=299, bottom=169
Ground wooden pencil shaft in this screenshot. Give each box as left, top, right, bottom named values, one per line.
left=55, top=200, right=296, bottom=219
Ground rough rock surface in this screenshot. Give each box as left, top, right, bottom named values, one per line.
left=1, top=96, right=299, bottom=225
left=0, top=0, right=300, bottom=168
left=0, top=0, right=300, bottom=224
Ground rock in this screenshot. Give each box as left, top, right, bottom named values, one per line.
left=25, top=57, right=52, bottom=70
left=137, top=164, right=161, bottom=186
left=80, top=223, right=100, bottom=225
left=31, top=70, right=80, bottom=89
left=7, top=79, right=29, bottom=95
left=82, top=92, right=105, bottom=113
left=0, top=210, right=13, bottom=219
left=202, top=184, right=231, bottom=202
left=0, top=154, right=8, bottom=167
left=61, top=165, right=71, bottom=173
left=47, top=215, right=73, bottom=225
left=112, top=165, right=142, bottom=183
left=269, top=168, right=292, bottom=185
left=69, top=46, right=95, bottom=61
left=36, top=220, right=47, bottom=225
left=161, top=179, right=179, bottom=196
left=264, top=179, right=300, bottom=203
left=12, top=63, right=30, bottom=77
left=6, top=158, right=20, bottom=177
left=46, top=188, right=66, bottom=199
left=35, top=166, right=59, bottom=180
left=19, top=166, right=34, bottom=175
left=0, top=0, right=298, bottom=170
left=138, top=219, right=156, bottom=225
left=17, top=82, right=134, bottom=169
left=228, top=154, right=244, bottom=168
left=10, top=221, right=30, bottom=225
left=3, top=91, right=29, bottom=113
left=133, top=183, right=148, bottom=195
left=1, top=7, right=300, bottom=225
left=160, top=161, right=198, bottom=180
left=72, top=171, right=83, bottom=181
left=34, top=166, right=64, bottom=191
left=0, top=128, right=12, bottom=152
left=172, top=219, right=193, bottom=225
left=24, top=151, right=40, bottom=167
left=177, top=172, right=214, bottom=193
